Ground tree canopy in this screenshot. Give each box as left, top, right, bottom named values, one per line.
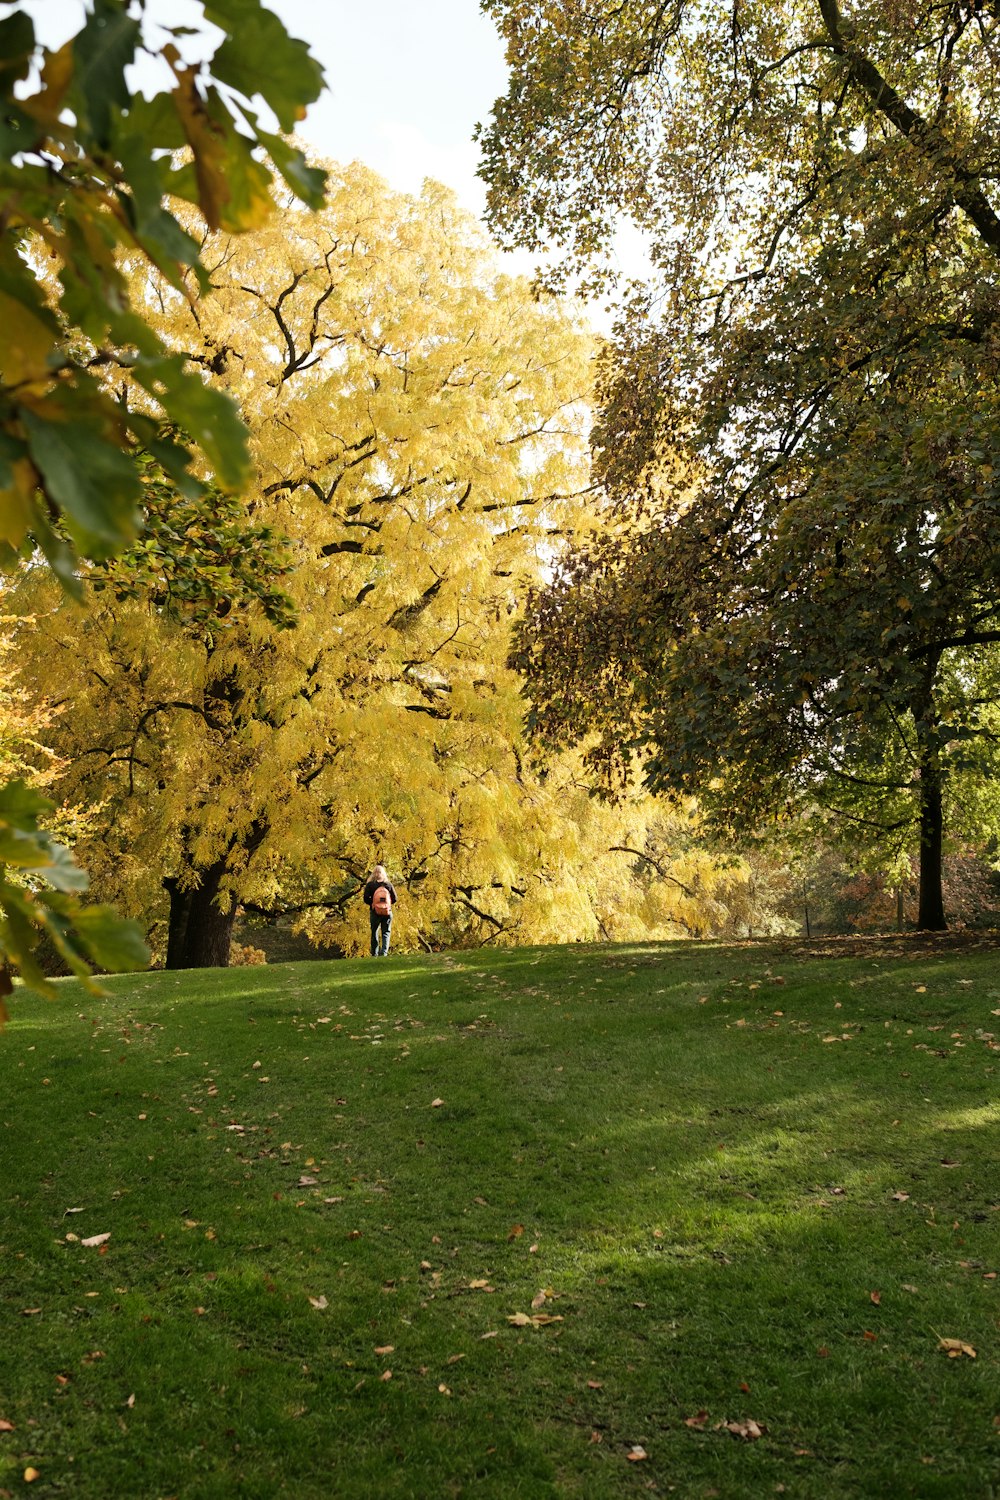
left=11, top=166, right=745, bottom=961
left=481, top=0, right=1000, bottom=927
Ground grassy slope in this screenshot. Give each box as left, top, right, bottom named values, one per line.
left=1, top=939, right=999, bottom=1499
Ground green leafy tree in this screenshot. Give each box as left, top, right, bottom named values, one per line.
left=0, top=0, right=325, bottom=996
left=480, top=0, right=1000, bottom=929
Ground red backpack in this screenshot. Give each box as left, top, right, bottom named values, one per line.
left=372, top=883, right=392, bottom=916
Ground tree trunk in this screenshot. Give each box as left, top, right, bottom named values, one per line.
left=895, top=886, right=904, bottom=932
left=163, top=877, right=194, bottom=970
left=916, top=766, right=946, bottom=930
left=914, top=676, right=947, bottom=931
left=178, top=856, right=237, bottom=967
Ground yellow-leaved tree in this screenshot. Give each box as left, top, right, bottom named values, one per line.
left=12, top=164, right=742, bottom=961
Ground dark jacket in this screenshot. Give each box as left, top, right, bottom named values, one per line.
left=363, top=878, right=398, bottom=909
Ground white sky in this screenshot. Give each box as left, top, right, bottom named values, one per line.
left=21, top=1, right=647, bottom=312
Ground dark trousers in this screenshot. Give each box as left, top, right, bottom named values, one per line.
left=370, top=909, right=392, bottom=956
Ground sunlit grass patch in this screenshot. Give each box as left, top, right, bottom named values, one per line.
left=1, top=938, right=998, bottom=1497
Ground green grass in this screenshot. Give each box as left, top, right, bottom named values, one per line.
left=1, top=938, right=999, bottom=1499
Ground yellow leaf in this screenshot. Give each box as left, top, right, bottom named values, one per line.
left=938, top=1338, right=976, bottom=1359
left=0, top=457, right=40, bottom=548
left=0, top=293, right=55, bottom=384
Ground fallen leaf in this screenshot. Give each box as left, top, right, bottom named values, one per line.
left=870, top=1291, right=882, bottom=1306
left=298, top=1176, right=318, bottom=1187
left=308, top=1295, right=328, bottom=1310
left=508, top=1224, right=524, bottom=1241
left=684, top=1410, right=709, bottom=1428
left=438, top=1383, right=451, bottom=1396
left=626, top=1445, right=647, bottom=1461
left=380, top=1370, right=392, bottom=1382
left=430, top=1098, right=444, bottom=1108
left=347, top=1230, right=362, bottom=1240
left=587, top=1380, right=603, bottom=1390
left=480, top=1331, right=499, bottom=1339
left=902, top=1283, right=919, bottom=1294
left=529, top=1243, right=539, bottom=1253
left=531, top=1290, right=548, bottom=1310
left=194, top=1306, right=207, bottom=1316
left=891, top=1191, right=910, bottom=1202
left=938, top=1338, right=976, bottom=1359
left=723, top=1419, right=765, bottom=1441
left=374, top=1345, right=394, bottom=1355
left=817, top=1347, right=829, bottom=1358
left=81, top=1232, right=111, bottom=1248
left=126, top=1393, right=135, bottom=1408
left=533, top=1314, right=563, bottom=1326
left=63, top=1207, right=84, bottom=1216
left=24, top=1468, right=40, bottom=1483
left=863, top=1330, right=877, bottom=1342
left=508, top=1312, right=534, bottom=1327
left=0, top=1419, right=14, bottom=1432
left=590, top=1430, right=603, bottom=1444
left=64, top=1233, right=78, bottom=1243
left=446, top=1353, right=466, bottom=1365
left=468, top=1279, right=495, bottom=1292
left=20, top=1308, right=42, bottom=1317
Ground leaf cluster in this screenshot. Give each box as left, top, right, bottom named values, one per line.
left=0, top=0, right=325, bottom=582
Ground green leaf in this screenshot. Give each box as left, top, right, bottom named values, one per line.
left=26, top=838, right=91, bottom=894
left=21, top=399, right=142, bottom=558
left=70, top=0, right=140, bottom=148
left=72, top=905, right=150, bottom=972
left=0, top=883, right=57, bottom=994
left=113, top=127, right=209, bottom=291
left=204, top=0, right=324, bottom=132
left=245, top=116, right=327, bottom=210
left=0, top=10, right=35, bottom=95
left=0, top=778, right=54, bottom=828
left=134, top=354, right=251, bottom=492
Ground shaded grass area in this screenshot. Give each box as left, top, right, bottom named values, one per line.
left=1, top=939, right=999, bottom=1498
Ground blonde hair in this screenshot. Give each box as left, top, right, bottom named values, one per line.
left=372, top=864, right=387, bottom=880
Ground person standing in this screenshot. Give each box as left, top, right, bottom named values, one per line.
left=363, top=864, right=398, bottom=956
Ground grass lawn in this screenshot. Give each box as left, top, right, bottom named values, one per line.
left=1, top=936, right=999, bottom=1498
